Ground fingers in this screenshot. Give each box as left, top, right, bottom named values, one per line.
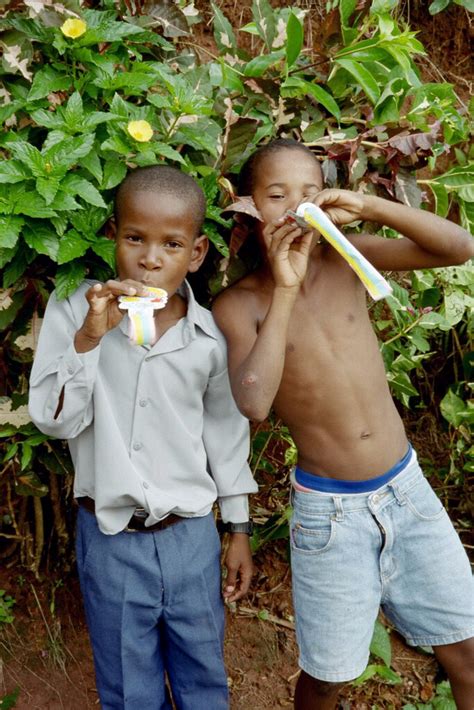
left=262, top=220, right=305, bottom=255
left=223, top=567, right=238, bottom=600
left=86, top=280, right=149, bottom=303
left=224, top=563, right=253, bottom=603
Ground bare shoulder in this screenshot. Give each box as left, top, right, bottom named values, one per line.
left=212, top=273, right=265, bottom=335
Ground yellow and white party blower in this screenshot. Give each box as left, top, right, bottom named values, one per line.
left=295, top=202, right=393, bottom=301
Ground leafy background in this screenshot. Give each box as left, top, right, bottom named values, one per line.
left=0, top=0, right=472, bottom=707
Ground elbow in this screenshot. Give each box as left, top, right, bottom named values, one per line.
left=233, top=372, right=271, bottom=422
left=451, top=233, right=474, bottom=265
left=240, top=405, right=269, bottom=423
left=237, top=395, right=271, bottom=423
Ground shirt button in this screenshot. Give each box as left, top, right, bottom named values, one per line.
left=372, top=494, right=379, bottom=504
left=139, top=399, right=148, bottom=407
left=142, top=481, right=149, bottom=489
left=67, top=366, right=74, bottom=375
left=133, top=442, right=142, bottom=451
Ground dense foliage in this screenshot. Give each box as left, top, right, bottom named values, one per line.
left=0, top=0, right=472, bottom=577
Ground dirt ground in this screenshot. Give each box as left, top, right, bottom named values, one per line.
left=0, top=540, right=446, bottom=710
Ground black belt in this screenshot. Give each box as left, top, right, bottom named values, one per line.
left=77, top=496, right=183, bottom=533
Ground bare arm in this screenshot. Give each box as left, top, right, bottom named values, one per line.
left=213, top=285, right=296, bottom=422
left=315, top=190, right=474, bottom=271
left=213, top=218, right=314, bottom=421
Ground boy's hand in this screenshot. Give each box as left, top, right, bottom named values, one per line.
left=262, top=219, right=313, bottom=292
left=223, top=533, right=253, bottom=603
left=314, top=189, right=366, bottom=226
left=75, top=280, right=149, bottom=352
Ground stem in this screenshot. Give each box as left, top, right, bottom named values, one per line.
left=383, top=314, right=424, bottom=346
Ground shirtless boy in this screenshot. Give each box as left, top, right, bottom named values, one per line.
left=213, top=139, right=474, bottom=709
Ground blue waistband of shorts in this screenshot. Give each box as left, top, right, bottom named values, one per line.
left=294, top=444, right=413, bottom=494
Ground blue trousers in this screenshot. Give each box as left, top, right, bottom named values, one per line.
left=76, top=507, right=229, bottom=710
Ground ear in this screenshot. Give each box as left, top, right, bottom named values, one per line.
left=187, top=234, right=209, bottom=274
left=104, top=217, right=117, bottom=240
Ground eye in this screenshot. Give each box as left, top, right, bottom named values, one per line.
left=165, top=240, right=182, bottom=249
left=269, top=194, right=285, bottom=200
left=125, top=235, right=143, bottom=243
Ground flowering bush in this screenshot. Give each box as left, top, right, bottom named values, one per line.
left=0, top=0, right=472, bottom=571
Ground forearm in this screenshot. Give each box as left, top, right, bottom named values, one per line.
left=363, top=195, right=473, bottom=260
left=231, top=287, right=296, bottom=421
left=74, top=326, right=102, bottom=353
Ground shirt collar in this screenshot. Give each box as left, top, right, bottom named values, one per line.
left=180, top=280, right=216, bottom=340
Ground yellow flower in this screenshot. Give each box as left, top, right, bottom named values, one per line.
left=61, top=18, right=87, bottom=39
left=127, top=120, right=153, bottom=143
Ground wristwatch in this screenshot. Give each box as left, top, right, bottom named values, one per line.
left=221, top=520, right=254, bottom=535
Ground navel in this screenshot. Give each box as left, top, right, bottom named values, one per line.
left=287, top=343, right=295, bottom=353
left=347, top=313, right=355, bottom=322
left=360, top=431, right=371, bottom=439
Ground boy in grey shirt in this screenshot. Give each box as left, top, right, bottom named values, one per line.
left=29, top=165, right=257, bottom=709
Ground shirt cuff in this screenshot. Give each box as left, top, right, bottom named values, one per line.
left=218, top=494, right=250, bottom=524
left=58, top=341, right=101, bottom=384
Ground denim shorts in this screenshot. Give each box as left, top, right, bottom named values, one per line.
left=289, top=450, right=474, bottom=683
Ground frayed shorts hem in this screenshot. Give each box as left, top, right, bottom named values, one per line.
left=298, top=656, right=368, bottom=684
left=405, top=628, right=474, bottom=648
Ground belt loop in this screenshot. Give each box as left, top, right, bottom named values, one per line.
left=390, top=482, right=406, bottom=506
left=333, top=496, right=344, bottom=522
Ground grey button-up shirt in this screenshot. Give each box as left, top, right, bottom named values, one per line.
left=29, top=280, right=257, bottom=535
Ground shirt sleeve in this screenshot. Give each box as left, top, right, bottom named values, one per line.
left=202, top=366, right=258, bottom=523
left=28, top=289, right=101, bottom=439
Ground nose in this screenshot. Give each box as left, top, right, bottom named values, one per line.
left=140, top=244, right=162, bottom=270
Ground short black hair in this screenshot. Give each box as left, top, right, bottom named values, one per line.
left=114, top=165, right=206, bottom=236
left=239, top=139, right=322, bottom=195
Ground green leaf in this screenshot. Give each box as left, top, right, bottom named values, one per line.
left=62, top=175, right=106, bottom=208
left=49, top=190, right=81, bottom=212
left=429, top=0, right=450, bottom=14
left=81, top=151, right=103, bottom=184
left=64, top=91, right=84, bottom=131
left=281, top=77, right=341, bottom=120
left=244, top=51, right=284, bottom=77
left=210, top=1, right=236, bottom=52
left=203, top=221, right=229, bottom=257
left=57, top=230, right=90, bottom=264
left=0, top=291, right=24, bottom=331
left=102, top=160, right=127, bottom=190
left=15, top=470, right=48, bottom=497
left=152, top=142, right=186, bottom=165
left=12, top=191, right=58, bottom=219
left=334, top=57, right=380, bottom=104
left=3, top=246, right=33, bottom=288
left=27, top=66, right=71, bottom=101
left=36, top=176, right=61, bottom=205
left=55, top=261, right=87, bottom=300
left=286, top=12, right=303, bottom=68
left=252, top=0, right=276, bottom=49
left=440, top=390, right=468, bottom=428
left=90, top=238, right=116, bottom=269
left=23, top=224, right=59, bottom=260
left=0, top=216, right=24, bottom=249
left=44, top=134, right=96, bottom=173
left=0, top=160, right=30, bottom=184
left=428, top=182, right=449, bottom=217
left=8, top=142, right=44, bottom=177
left=370, top=619, right=392, bottom=666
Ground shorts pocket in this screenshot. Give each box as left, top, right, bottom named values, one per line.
left=290, top=513, right=335, bottom=555
left=402, top=477, right=445, bottom=521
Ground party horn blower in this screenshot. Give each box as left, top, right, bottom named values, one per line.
left=118, top=287, right=168, bottom=345
left=295, top=202, right=393, bottom=301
